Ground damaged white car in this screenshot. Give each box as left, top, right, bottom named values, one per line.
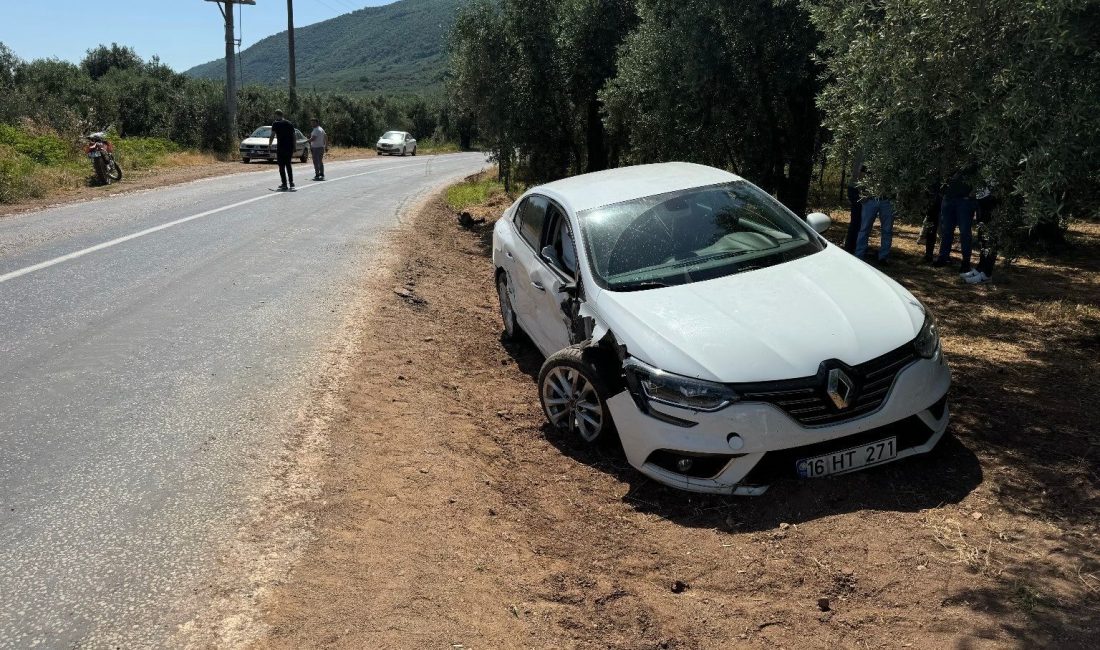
left=493, top=162, right=951, bottom=495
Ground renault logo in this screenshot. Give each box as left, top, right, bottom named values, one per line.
left=827, top=368, right=855, bottom=409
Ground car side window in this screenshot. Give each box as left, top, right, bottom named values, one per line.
left=544, top=206, right=578, bottom=278
left=514, top=195, right=549, bottom=250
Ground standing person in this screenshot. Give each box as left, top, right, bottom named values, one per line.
left=268, top=110, right=296, bottom=191
left=854, top=191, right=895, bottom=266
left=920, top=182, right=942, bottom=263
left=308, top=117, right=327, bottom=181
left=935, top=166, right=978, bottom=271
left=844, top=150, right=866, bottom=253
left=962, top=186, right=998, bottom=284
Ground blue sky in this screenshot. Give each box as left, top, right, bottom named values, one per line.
left=2, top=0, right=393, bottom=72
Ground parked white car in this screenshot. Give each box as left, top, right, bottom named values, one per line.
left=492, top=162, right=951, bottom=495
left=239, top=126, right=309, bottom=163
left=376, top=131, right=417, bottom=156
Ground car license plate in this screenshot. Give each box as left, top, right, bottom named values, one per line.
left=796, top=437, right=897, bottom=478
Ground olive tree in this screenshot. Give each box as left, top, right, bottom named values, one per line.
left=807, top=0, right=1100, bottom=244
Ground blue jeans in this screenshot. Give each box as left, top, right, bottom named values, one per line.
left=937, top=197, right=976, bottom=268
left=855, top=198, right=894, bottom=260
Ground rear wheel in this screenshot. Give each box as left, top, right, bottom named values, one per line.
left=93, top=156, right=109, bottom=184
left=538, top=345, right=615, bottom=444
left=496, top=272, right=519, bottom=340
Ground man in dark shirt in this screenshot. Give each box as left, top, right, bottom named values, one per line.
left=267, top=110, right=296, bottom=190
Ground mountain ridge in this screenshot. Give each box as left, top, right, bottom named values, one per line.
left=186, top=0, right=460, bottom=95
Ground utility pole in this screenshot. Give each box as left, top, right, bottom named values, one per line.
left=206, top=1, right=255, bottom=155
left=287, top=0, right=297, bottom=111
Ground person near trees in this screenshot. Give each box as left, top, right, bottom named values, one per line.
left=268, top=110, right=296, bottom=191
left=920, top=182, right=942, bottom=264
left=853, top=166, right=895, bottom=265
left=962, top=186, right=998, bottom=284
left=844, top=151, right=867, bottom=253
left=934, top=165, right=978, bottom=271
left=308, top=117, right=327, bottom=181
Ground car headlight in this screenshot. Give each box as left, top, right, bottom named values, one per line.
left=624, top=358, right=738, bottom=412
left=913, top=311, right=940, bottom=359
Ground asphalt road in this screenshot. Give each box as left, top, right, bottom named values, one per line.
left=0, top=153, right=487, bottom=647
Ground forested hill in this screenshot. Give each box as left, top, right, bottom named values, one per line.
left=185, top=0, right=460, bottom=95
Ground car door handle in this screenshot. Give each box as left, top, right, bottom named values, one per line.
left=530, top=281, right=545, bottom=291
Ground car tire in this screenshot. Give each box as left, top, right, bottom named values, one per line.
left=496, top=271, right=520, bottom=340
left=401, top=147, right=407, bottom=157
left=412, top=146, right=417, bottom=156
left=300, top=150, right=308, bottom=163
left=242, top=158, right=250, bottom=164
left=538, top=345, right=616, bottom=445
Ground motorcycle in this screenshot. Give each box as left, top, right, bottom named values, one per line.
left=84, top=132, right=123, bottom=185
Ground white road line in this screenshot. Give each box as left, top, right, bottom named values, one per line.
left=0, top=161, right=432, bottom=285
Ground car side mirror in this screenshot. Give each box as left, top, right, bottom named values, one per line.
left=806, top=212, right=832, bottom=234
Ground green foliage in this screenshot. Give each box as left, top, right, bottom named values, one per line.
left=807, top=0, right=1100, bottom=244
left=0, top=123, right=72, bottom=166
left=114, top=136, right=180, bottom=170
left=602, top=0, right=821, bottom=215
left=445, top=175, right=510, bottom=211
left=448, top=0, right=636, bottom=188
left=186, top=0, right=461, bottom=96
left=0, top=145, right=41, bottom=203
left=81, top=43, right=143, bottom=80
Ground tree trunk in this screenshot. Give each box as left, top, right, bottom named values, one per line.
left=585, top=98, right=608, bottom=173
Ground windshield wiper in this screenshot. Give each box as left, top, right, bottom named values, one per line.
left=609, top=280, right=672, bottom=292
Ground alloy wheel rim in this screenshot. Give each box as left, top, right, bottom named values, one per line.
left=543, top=367, right=603, bottom=442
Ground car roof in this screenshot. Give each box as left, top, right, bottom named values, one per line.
left=533, top=162, right=743, bottom=214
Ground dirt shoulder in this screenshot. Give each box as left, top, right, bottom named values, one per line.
left=258, top=185, right=1099, bottom=648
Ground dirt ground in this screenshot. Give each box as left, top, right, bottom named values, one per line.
left=252, top=181, right=1099, bottom=648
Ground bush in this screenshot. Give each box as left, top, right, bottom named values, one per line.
left=115, top=136, right=180, bottom=170
left=0, top=145, right=42, bottom=203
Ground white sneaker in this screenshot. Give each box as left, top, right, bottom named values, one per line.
left=964, top=271, right=991, bottom=284
left=959, top=269, right=980, bottom=280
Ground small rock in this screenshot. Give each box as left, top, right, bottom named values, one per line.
left=488, top=508, right=497, bottom=516
left=817, top=597, right=831, bottom=612
left=971, top=511, right=983, bottom=520
left=419, top=468, right=429, bottom=474
left=671, top=580, right=688, bottom=594
left=779, top=522, right=791, bottom=530
left=397, top=375, right=407, bottom=381
left=917, top=564, right=927, bottom=571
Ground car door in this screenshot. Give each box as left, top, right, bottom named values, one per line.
left=525, top=203, right=581, bottom=354
left=507, top=194, right=555, bottom=353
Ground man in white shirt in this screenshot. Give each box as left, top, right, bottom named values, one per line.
left=308, top=118, right=327, bottom=181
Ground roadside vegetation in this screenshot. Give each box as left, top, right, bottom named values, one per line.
left=0, top=41, right=469, bottom=205
left=448, top=0, right=1100, bottom=251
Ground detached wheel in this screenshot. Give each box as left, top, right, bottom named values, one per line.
left=539, top=345, right=615, bottom=444
left=496, top=272, right=519, bottom=340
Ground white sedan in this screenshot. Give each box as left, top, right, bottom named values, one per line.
left=376, top=131, right=417, bottom=156
left=492, top=162, right=951, bottom=495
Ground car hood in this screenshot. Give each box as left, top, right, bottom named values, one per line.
left=378, top=138, right=403, bottom=144
left=241, top=137, right=275, bottom=146
left=592, top=246, right=925, bottom=383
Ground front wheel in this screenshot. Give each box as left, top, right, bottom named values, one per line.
left=242, top=158, right=251, bottom=164
left=401, top=147, right=407, bottom=157
left=538, top=345, right=615, bottom=444
left=300, top=150, right=308, bottom=163
left=496, top=272, right=519, bottom=340
left=412, top=146, right=417, bottom=156
left=107, top=159, right=122, bottom=182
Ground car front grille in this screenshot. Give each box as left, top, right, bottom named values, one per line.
left=734, top=343, right=919, bottom=427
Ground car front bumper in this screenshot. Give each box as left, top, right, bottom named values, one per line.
left=241, top=148, right=276, bottom=159
left=607, top=355, right=951, bottom=495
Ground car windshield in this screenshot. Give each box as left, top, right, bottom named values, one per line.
left=381, top=131, right=403, bottom=140
left=578, top=181, right=824, bottom=291
left=251, top=127, right=272, bottom=138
